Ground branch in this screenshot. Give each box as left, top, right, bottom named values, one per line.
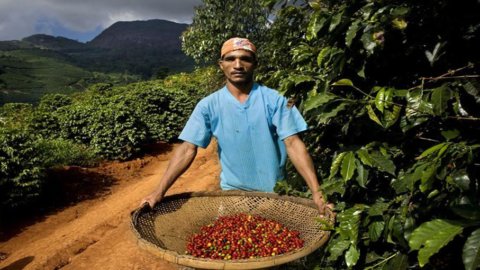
left=447, top=116, right=480, bottom=121
left=421, top=75, right=480, bottom=81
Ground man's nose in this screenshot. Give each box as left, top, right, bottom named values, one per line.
left=233, top=59, right=242, bottom=68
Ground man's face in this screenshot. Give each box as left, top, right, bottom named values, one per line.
left=219, top=50, right=257, bottom=85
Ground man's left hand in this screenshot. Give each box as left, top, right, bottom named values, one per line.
left=312, top=192, right=335, bottom=220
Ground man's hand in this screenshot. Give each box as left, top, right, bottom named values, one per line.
left=138, top=142, right=198, bottom=209
left=139, top=190, right=163, bottom=209
left=312, top=192, right=335, bottom=219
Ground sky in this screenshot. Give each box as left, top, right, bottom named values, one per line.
left=0, top=0, right=203, bottom=42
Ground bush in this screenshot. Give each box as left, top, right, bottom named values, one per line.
left=0, top=128, right=44, bottom=210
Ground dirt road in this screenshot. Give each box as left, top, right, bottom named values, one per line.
left=0, top=142, right=221, bottom=270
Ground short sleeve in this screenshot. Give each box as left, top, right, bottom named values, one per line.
left=271, top=96, right=308, bottom=140
left=178, top=99, right=212, bottom=148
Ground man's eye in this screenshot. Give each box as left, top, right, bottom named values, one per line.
left=240, top=57, right=254, bottom=62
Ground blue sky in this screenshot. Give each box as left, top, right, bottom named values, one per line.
left=0, top=0, right=202, bottom=42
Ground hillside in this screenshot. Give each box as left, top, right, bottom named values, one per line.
left=0, top=49, right=91, bottom=104
left=0, top=19, right=194, bottom=105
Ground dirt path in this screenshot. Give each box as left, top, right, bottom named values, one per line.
left=0, top=142, right=221, bottom=270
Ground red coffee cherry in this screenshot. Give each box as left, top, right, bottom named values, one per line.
left=185, top=213, right=304, bottom=260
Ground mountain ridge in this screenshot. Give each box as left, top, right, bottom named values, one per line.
left=0, top=19, right=194, bottom=104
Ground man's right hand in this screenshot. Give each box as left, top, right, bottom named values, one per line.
left=139, top=191, right=163, bottom=209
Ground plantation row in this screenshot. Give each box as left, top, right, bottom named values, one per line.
left=0, top=67, right=221, bottom=211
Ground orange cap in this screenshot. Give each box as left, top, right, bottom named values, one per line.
left=220, top=37, right=256, bottom=58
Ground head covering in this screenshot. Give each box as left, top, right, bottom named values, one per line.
left=220, top=37, right=257, bottom=58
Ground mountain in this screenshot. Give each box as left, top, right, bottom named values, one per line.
left=89, top=19, right=186, bottom=50
left=0, top=19, right=194, bottom=105
left=81, top=19, right=194, bottom=77
left=22, top=34, right=86, bottom=51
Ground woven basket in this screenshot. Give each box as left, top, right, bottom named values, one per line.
left=131, top=191, right=333, bottom=269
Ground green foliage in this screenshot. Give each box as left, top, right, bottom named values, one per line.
left=0, top=49, right=141, bottom=105
left=409, top=219, right=464, bottom=267
left=463, top=228, right=480, bottom=270
left=34, top=138, right=97, bottom=168
left=0, top=66, right=219, bottom=211
left=263, top=0, right=480, bottom=268
left=0, top=128, right=44, bottom=209
left=182, top=0, right=270, bottom=65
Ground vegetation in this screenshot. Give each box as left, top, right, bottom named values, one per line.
left=0, top=48, right=140, bottom=105
left=0, top=67, right=219, bottom=215
left=257, top=0, right=480, bottom=269
left=182, top=0, right=270, bottom=65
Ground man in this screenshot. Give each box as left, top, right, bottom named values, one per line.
left=141, top=37, right=329, bottom=213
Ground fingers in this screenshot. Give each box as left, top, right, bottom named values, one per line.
left=139, top=197, right=154, bottom=209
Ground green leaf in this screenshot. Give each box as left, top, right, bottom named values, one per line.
left=431, top=85, right=452, bottom=115
left=355, top=160, right=368, bottom=188
left=441, top=129, right=460, bottom=141
left=345, top=20, right=361, bottom=47
left=341, top=151, right=356, bottom=181
left=361, top=31, right=377, bottom=54
left=356, top=148, right=373, bottom=167
left=450, top=204, right=480, bottom=221
left=419, top=162, right=437, bottom=192
left=367, top=104, right=383, bottom=127
left=406, top=89, right=434, bottom=117
left=375, top=87, right=386, bottom=113
left=304, top=93, right=337, bottom=112
left=291, top=74, right=314, bottom=86
left=306, top=13, right=327, bottom=41
left=416, top=143, right=447, bottom=160
left=328, top=239, right=351, bottom=261
left=345, top=245, right=360, bottom=267
left=317, top=103, right=348, bottom=124
left=369, top=150, right=396, bottom=175
left=329, top=11, right=344, bottom=32
left=384, top=105, right=402, bottom=128
left=409, top=219, right=464, bottom=267
left=384, top=253, right=408, bottom=270
left=368, top=201, right=390, bottom=216
left=463, top=228, right=480, bottom=270
left=463, top=81, right=480, bottom=104
left=330, top=152, right=346, bottom=179
left=368, top=221, right=385, bottom=242
left=337, top=206, right=364, bottom=242
left=317, top=47, right=331, bottom=66
left=321, top=177, right=346, bottom=196
left=332, top=78, right=354, bottom=87
left=448, top=169, right=471, bottom=191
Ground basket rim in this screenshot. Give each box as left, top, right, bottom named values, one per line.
left=131, top=190, right=334, bottom=269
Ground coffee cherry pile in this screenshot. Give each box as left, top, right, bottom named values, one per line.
left=185, top=213, right=304, bottom=260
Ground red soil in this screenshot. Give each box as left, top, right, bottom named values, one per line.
left=0, top=142, right=220, bottom=270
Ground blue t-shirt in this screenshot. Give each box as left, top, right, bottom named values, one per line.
left=178, top=83, right=307, bottom=192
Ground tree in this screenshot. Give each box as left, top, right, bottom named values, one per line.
left=182, top=0, right=270, bottom=65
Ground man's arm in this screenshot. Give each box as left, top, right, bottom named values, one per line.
left=283, top=134, right=329, bottom=214
left=141, top=141, right=198, bottom=208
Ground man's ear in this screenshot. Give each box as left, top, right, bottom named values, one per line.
left=218, top=59, right=225, bottom=71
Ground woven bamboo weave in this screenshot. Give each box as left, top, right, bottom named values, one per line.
left=131, top=190, right=333, bottom=269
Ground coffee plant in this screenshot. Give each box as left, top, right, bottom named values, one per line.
left=0, top=68, right=218, bottom=211
left=255, top=0, right=480, bottom=268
